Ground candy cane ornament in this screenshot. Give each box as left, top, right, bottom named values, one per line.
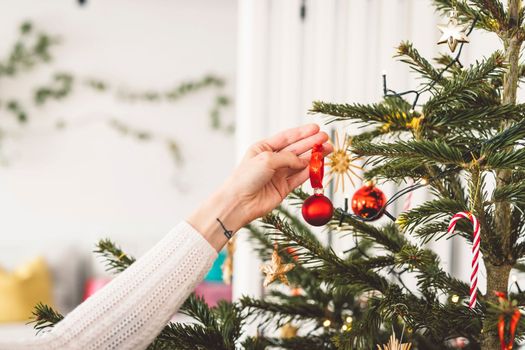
left=447, top=211, right=480, bottom=309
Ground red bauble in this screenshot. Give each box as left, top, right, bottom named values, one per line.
left=302, top=194, right=333, bottom=226
left=351, top=183, right=386, bottom=220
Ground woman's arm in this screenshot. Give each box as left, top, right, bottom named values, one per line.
left=0, top=124, right=331, bottom=350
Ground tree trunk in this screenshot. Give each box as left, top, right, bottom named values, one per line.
left=481, top=2, right=522, bottom=349
left=480, top=263, right=512, bottom=350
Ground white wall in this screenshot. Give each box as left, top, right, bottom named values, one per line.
left=0, top=0, right=237, bottom=271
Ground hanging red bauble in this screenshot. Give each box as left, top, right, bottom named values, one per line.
left=301, top=143, right=333, bottom=226
left=351, top=181, right=386, bottom=220
left=302, top=194, right=334, bottom=226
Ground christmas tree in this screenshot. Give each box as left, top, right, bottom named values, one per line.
left=33, top=1, right=525, bottom=349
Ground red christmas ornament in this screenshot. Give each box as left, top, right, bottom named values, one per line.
left=301, top=143, right=333, bottom=226
left=496, top=292, right=521, bottom=350
left=302, top=194, right=334, bottom=226
left=351, top=181, right=386, bottom=220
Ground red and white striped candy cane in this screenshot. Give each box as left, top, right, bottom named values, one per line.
left=447, top=211, right=480, bottom=309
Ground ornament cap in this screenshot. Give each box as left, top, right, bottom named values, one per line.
left=364, top=179, right=376, bottom=187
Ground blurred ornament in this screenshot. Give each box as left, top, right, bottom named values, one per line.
left=444, top=336, right=470, bottom=349
left=221, top=236, right=236, bottom=284
left=302, top=143, right=333, bottom=226
left=261, top=245, right=295, bottom=287
left=286, top=247, right=299, bottom=261
left=280, top=323, right=298, bottom=339
left=325, top=132, right=362, bottom=192
left=351, top=181, right=387, bottom=220
left=437, top=11, right=469, bottom=52
left=495, top=292, right=521, bottom=350
left=376, top=330, right=412, bottom=350
left=290, top=286, right=303, bottom=296
left=302, top=194, right=334, bottom=226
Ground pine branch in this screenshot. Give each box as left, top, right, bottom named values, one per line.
left=264, top=334, right=337, bottom=350
left=352, top=139, right=468, bottom=167
left=492, top=180, right=525, bottom=206
left=239, top=336, right=273, bottom=350
left=262, top=213, right=390, bottom=292
left=156, top=323, right=227, bottom=350
left=484, top=147, right=525, bottom=170
left=335, top=219, right=406, bottom=253
left=94, top=239, right=136, bottom=273
left=30, top=303, right=64, bottom=334
left=397, top=198, right=467, bottom=233
left=433, top=0, right=499, bottom=32
left=161, top=295, right=243, bottom=350
left=364, top=158, right=428, bottom=182
left=482, top=118, right=525, bottom=153
left=426, top=104, right=525, bottom=132
left=423, top=51, right=505, bottom=115
left=396, top=42, right=443, bottom=83
left=310, top=97, right=412, bottom=128
left=239, top=295, right=328, bottom=328
left=179, top=293, right=218, bottom=327
left=261, top=212, right=338, bottom=268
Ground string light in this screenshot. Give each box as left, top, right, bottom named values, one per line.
left=346, top=316, right=353, bottom=323
left=451, top=295, right=460, bottom=303
left=323, top=319, right=331, bottom=327
left=512, top=274, right=522, bottom=293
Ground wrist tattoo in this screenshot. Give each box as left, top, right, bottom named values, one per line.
left=216, top=218, right=233, bottom=239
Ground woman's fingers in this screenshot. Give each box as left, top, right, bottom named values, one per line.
left=246, top=124, right=320, bottom=159
left=264, top=123, right=320, bottom=151
left=286, top=167, right=309, bottom=190
left=281, top=131, right=329, bottom=155
left=258, top=150, right=307, bottom=170
left=298, top=142, right=333, bottom=161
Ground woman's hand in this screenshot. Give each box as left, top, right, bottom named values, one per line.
left=188, top=124, right=332, bottom=251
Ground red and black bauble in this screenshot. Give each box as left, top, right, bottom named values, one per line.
left=301, top=143, right=333, bottom=226
left=351, top=182, right=386, bottom=220
left=302, top=194, right=334, bottom=226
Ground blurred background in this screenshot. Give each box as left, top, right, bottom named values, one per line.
left=0, top=0, right=507, bottom=341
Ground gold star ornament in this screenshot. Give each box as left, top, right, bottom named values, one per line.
left=280, top=323, right=298, bottom=339
left=325, top=132, right=362, bottom=193
left=261, top=245, right=295, bottom=287
left=376, top=330, right=412, bottom=350
left=437, top=11, right=469, bottom=52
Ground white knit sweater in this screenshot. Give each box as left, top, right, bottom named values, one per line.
left=0, top=221, right=217, bottom=350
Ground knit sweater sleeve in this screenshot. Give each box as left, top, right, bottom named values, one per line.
left=0, top=221, right=217, bottom=350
